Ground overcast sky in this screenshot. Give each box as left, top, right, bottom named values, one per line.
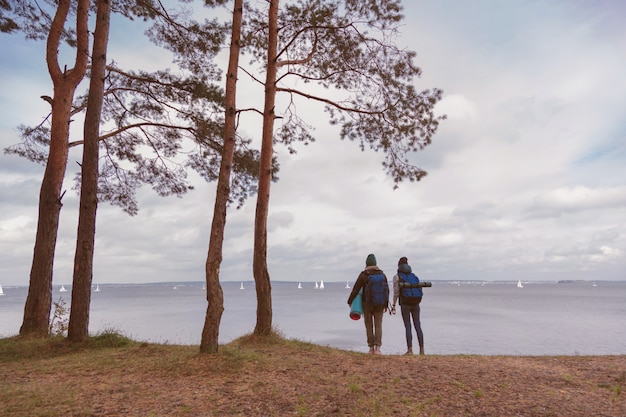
left=1, top=0, right=625, bottom=286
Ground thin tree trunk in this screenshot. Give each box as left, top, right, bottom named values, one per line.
left=68, top=0, right=110, bottom=342
left=20, top=0, right=90, bottom=337
left=200, top=0, right=243, bottom=353
left=252, top=0, right=278, bottom=336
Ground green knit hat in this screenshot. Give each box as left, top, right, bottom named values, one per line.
left=366, top=254, right=377, bottom=266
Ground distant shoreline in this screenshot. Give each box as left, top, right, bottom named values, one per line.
left=1, top=279, right=621, bottom=288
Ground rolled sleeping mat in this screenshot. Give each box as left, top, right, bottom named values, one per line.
left=399, top=281, right=433, bottom=288
left=350, top=290, right=363, bottom=320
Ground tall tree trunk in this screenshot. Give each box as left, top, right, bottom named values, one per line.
left=200, top=0, right=243, bottom=353
left=68, top=0, right=110, bottom=342
left=20, top=0, right=90, bottom=337
left=252, top=0, right=278, bottom=336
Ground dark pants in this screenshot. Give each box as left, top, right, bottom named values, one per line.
left=401, top=298, right=424, bottom=349
left=362, top=302, right=384, bottom=347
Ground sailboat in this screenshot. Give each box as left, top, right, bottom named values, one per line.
left=240, top=282, right=245, bottom=290
left=297, top=282, right=302, bottom=289
left=320, top=280, right=325, bottom=290
left=94, top=284, right=100, bottom=292
left=517, top=279, right=523, bottom=288
left=60, top=284, right=67, bottom=292
left=0, top=284, right=4, bottom=295
left=345, top=281, right=350, bottom=289
left=315, top=281, right=319, bottom=289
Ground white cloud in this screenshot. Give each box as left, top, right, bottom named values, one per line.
left=436, top=94, right=477, bottom=120
left=0, top=216, right=32, bottom=233
left=529, top=186, right=626, bottom=215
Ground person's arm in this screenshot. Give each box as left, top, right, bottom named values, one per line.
left=392, top=274, right=399, bottom=312
left=383, top=274, right=390, bottom=312
left=347, top=273, right=365, bottom=305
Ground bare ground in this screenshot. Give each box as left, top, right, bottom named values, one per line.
left=1, top=337, right=625, bottom=417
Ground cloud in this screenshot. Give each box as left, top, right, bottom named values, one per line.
left=268, top=211, right=294, bottom=232
left=436, top=94, right=477, bottom=121
left=0, top=0, right=625, bottom=286
left=529, top=186, right=626, bottom=214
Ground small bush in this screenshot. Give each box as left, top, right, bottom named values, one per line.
left=89, top=328, right=133, bottom=348
left=232, top=327, right=286, bottom=347
left=48, top=297, right=69, bottom=336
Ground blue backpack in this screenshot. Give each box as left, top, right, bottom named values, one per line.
left=399, top=272, right=423, bottom=300
left=364, top=273, right=389, bottom=307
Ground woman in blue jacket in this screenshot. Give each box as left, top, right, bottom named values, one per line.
left=391, top=256, right=425, bottom=355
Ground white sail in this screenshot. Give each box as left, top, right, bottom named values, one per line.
left=315, top=281, right=319, bottom=289
left=60, top=284, right=67, bottom=292
left=320, top=280, right=325, bottom=289
left=517, top=279, right=523, bottom=288
left=0, top=284, right=4, bottom=295
left=345, top=281, right=350, bottom=289
left=240, top=282, right=245, bottom=290
left=95, top=284, right=100, bottom=292
left=297, top=282, right=302, bottom=289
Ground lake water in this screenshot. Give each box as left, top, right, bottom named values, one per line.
left=1, top=280, right=624, bottom=356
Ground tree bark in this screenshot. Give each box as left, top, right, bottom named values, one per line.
left=68, top=0, right=111, bottom=342
left=20, top=0, right=90, bottom=337
left=252, top=0, right=278, bottom=336
left=200, top=0, right=243, bottom=353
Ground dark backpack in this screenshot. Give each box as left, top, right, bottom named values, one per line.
left=364, top=273, right=389, bottom=307
left=399, top=272, right=423, bottom=300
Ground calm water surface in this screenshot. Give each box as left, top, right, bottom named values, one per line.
left=1, top=280, right=624, bottom=355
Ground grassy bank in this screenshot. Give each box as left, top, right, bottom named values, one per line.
left=1, top=333, right=624, bottom=416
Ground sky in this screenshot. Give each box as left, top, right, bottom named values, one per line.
left=1, top=0, right=625, bottom=286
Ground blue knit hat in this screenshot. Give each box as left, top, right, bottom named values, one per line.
left=366, top=254, right=377, bottom=266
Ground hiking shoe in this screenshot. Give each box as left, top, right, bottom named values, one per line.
left=404, top=348, right=413, bottom=355
left=368, top=347, right=375, bottom=354
left=374, top=346, right=382, bottom=355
